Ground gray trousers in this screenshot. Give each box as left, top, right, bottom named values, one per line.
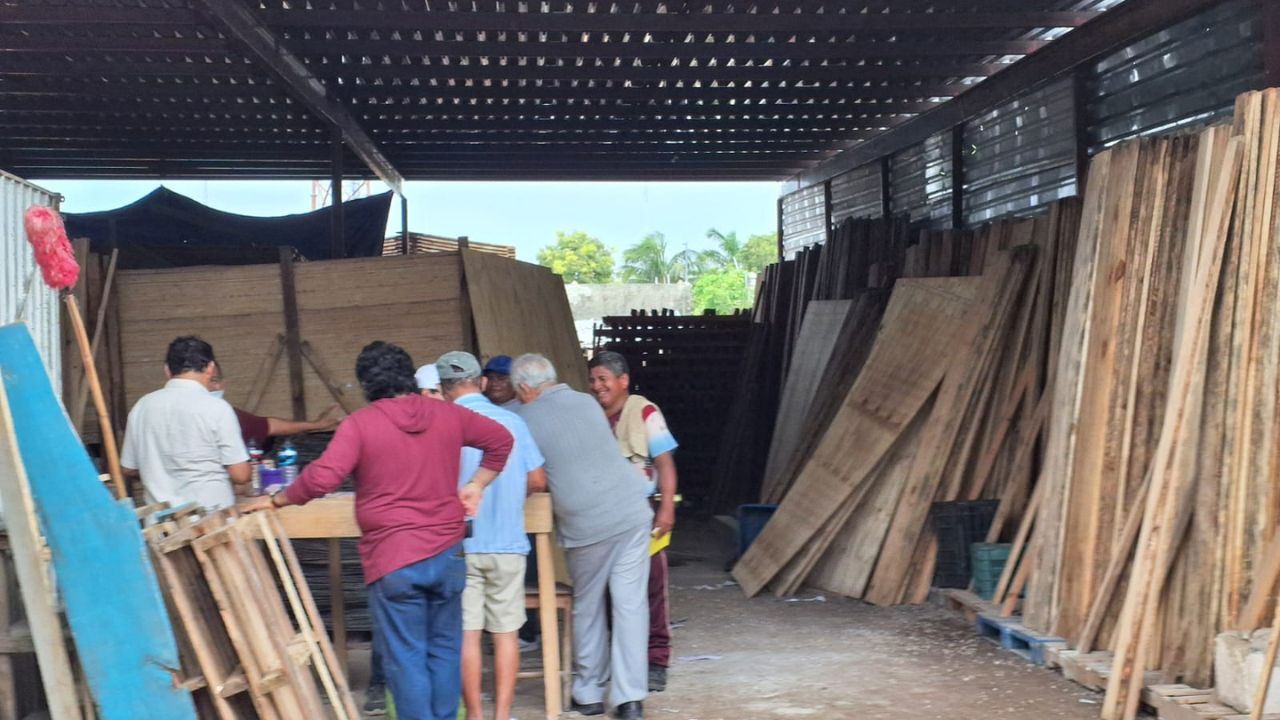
left=565, top=523, right=651, bottom=707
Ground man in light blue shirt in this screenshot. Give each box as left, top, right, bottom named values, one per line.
left=437, top=351, right=546, bottom=720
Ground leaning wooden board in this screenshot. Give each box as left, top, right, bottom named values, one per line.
left=759, top=299, right=855, bottom=504
left=0, top=323, right=196, bottom=719
left=461, top=248, right=586, bottom=390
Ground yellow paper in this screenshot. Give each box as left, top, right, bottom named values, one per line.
left=649, top=530, right=671, bottom=556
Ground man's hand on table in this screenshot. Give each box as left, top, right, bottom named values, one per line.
left=238, top=495, right=274, bottom=513
left=238, top=492, right=291, bottom=514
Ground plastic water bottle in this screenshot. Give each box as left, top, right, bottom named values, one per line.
left=247, top=439, right=264, bottom=495
left=277, top=440, right=299, bottom=485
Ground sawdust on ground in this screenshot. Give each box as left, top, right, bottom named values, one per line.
left=349, top=520, right=1140, bottom=720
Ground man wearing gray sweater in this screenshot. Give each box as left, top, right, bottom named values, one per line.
left=512, top=353, right=651, bottom=720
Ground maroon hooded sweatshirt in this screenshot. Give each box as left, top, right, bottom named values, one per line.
left=285, top=393, right=513, bottom=584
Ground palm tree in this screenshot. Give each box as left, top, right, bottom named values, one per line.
left=670, top=247, right=706, bottom=282
left=621, top=232, right=679, bottom=283
left=703, top=228, right=744, bottom=270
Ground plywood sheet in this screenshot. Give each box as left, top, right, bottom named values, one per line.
left=461, top=249, right=586, bottom=391
left=760, top=300, right=856, bottom=502
left=116, top=253, right=468, bottom=420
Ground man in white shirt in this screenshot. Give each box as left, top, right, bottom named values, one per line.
left=121, top=336, right=250, bottom=511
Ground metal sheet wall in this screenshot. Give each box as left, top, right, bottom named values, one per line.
left=830, top=162, right=883, bottom=224
left=780, top=184, right=826, bottom=258
left=963, top=77, right=1078, bottom=226
left=1086, top=0, right=1265, bottom=153
left=890, top=132, right=953, bottom=226
left=0, top=171, right=61, bottom=393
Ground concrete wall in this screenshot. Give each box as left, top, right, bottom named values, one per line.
left=565, top=282, right=693, bottom=348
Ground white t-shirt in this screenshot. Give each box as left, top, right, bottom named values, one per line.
left=120, top=378, right=249, bottom=511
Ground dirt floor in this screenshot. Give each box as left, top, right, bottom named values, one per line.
left=350, top=520, right=1134, bottom=719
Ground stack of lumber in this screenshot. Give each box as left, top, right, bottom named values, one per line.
left=1003, top=92, right=1280, bottom=720
left=147, top=507, right=360, bottom=720
left=709, top=216, right=987, bottom=513
left=732, top=200, right=1081, bottom=598
left=593, top=311, right=752, bottom=510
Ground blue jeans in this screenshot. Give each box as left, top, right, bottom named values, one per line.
left=369, top=545, right=466, bottom=720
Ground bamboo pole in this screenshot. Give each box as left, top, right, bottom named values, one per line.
left=72, top=249, right=119, bottom=433
left=62, top=293, right=125, bottom=499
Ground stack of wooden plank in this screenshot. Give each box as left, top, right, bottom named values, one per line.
left=710, top=216, right=987, bottom=513
left=594, top=312, right=752, bottom=510
left=997, top=90, right=1280, bottom=720
left=147, top=508, right=360, bottom=720
left=732, top=198, right=1080, bottom=597
left=734, top=201, right=1079, bottom=600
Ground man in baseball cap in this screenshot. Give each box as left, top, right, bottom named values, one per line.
left=436, top=351, right=547, bottom=720
left=482, top=355, right=518, bottom=408
left=415, top=363, right=442, bottom=398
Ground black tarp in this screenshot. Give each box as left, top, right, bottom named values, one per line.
left=63, top=187, right=393, bottom=268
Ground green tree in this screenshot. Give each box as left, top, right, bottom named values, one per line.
left=693, top=268, right=751, bottom=314
left=537, top=230, right=614, bottom=283
left=622, top=232, right=680, bottom=283
left=740, top=232, right=779, bottom=273
left=702, top=228, right=744, bottom=270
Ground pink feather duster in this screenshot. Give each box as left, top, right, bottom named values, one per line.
left=23, top=206, right=80, bottom=291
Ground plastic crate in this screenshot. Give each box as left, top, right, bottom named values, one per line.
left=929, top=500, right=999, bottom=588
left=970, top=543, right=1013, bottom=600
left=736, top=504, right=778, bottom=558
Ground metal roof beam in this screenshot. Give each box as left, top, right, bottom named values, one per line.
left=0, top=36, right=228, bottom=53
left=258, top=9, right=1098, bottom=33
left=297, top=60, right=1007, bottom=84
left=283, top=38, right=1048, bottom=61
left=191, top=0, right=405, bottom=194
left=0, top=7, right=1101, bottom=33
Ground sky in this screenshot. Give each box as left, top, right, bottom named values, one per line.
left=35, top=178, right=782, bottom=263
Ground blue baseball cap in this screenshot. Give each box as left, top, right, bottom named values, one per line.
left=483, top=355, right=513, bottom=375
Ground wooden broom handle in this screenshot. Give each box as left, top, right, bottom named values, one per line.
left=63, top=294, right=125, bottom=500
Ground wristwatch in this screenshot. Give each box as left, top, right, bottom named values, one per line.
left=270, top=490, right=286, bottom=508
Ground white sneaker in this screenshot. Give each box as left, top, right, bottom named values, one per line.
left=519, top=637, right=541, bottom=654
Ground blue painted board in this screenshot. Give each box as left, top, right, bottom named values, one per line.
left=0, top=323, right=196, bottom=720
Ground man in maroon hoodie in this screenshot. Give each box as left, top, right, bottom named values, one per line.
left=242, top=341, right=513, bottom=720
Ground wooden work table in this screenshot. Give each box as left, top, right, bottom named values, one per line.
left=261, top=492, right=566, bottom=717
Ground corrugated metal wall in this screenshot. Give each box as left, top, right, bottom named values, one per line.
left=779, top=0, right=1266, bottom=241
left=830, top=162, right=883, bottom=225
left=1086, top=0, right=1265, bottom=153
left=963, top=77, right=1078, bottom=226
left=0, top=171, right=61, bottom=393
left=780, top=184, right=826, bottom=259
left=891, top=132, right=953, bottom=227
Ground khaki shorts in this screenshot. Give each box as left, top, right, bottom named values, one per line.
left=462, top=553, right=527, bottom=633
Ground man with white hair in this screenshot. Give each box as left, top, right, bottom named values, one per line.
left=512, top=353, right=651, bottom=720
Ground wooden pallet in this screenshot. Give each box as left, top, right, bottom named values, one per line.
left=943, top=588, right=999, bottom=624
left=147, top=507, right=360, bottom=720
left=973, top=612, right=1066, bottom=666
left=1141, top=684, right=1280, bottom=720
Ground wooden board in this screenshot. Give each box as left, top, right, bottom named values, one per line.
left=804, top=400, right=930, bottom=598
left=461, top=248, right=586, bottom=391
left=760, top=300, right=856, bottom=503
left=116, top=253, right=469, bottom=420
left=0, top=323, right=196, bottom=720
left=1023, top=148, right=1113, bottom=634
left=732, top=277, right=982, bottom=596
left=0, top=332, right=82, bottom=720
left=862, top=249, right=1033, bottom=606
